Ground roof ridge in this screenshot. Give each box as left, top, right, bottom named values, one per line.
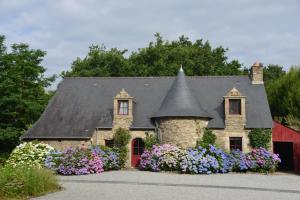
left=63, top=75, right=248, bottom=79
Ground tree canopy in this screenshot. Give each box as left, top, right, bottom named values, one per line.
left=0, top=35, right=55, bottom=152
left=263, top=64, right=286, bottom=83
left=266, top=66, right=300, bottom=118
left=62, top=33, right=244, bottom=77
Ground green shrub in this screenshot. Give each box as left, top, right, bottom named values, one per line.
left=0, top=165, right=60, bottom=199
left=196, top=129, right=216, bottom=148
left=0, top=127, right=23, bottom=153
left=249, top=129, right=272, bottom=149
left=6, top=142, right=54, bottom=168
left=144, top=134, right=158, bottom=150
left=114, top=128, right=131, bottom=167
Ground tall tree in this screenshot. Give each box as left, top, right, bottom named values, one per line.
left=0, top=35, right=55, bottom=152
left=128, top=33, right=243, bottom=76
left=62, top=33, right=243, bottom=77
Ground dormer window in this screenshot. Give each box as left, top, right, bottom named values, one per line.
left=229, top=99, right=241, bottom=115
left=118, top=100, right=129, bottom=115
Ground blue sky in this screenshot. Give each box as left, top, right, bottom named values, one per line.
left=1, top=0, right=299, bottom=86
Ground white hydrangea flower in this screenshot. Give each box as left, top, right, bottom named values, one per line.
left=6, top=142, right=55, bottom=168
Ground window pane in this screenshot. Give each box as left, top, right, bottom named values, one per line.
left=230, top=137, right=242, bottom=151
left=133, top=147, right=139, bottom=155
left=229, top=99, right=241, bottom=114
left=118, top=100, right=129, bottom=115
left=133, top=138, right=145, bottom=155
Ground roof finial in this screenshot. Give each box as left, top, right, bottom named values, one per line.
left=179, top=64, right=183, bottom=72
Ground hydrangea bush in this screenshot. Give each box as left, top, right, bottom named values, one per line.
left=231, top=149, right=254, bottom=172
left=249, top=147, right=281, bottom=173
left=231, top=148, right=281, bottom=173
left=140, top=144, right=184, bottom=171
left=180, top=146, right=220, bottom=174
left=45, top=146, right=120, bottom=175
left=91, top=146, right=120, bottom=170
left=140, top=144, right=281, bottom=174
left=6, top=142, right=54, bottom=168
left=180, top=145, right=234, bottom=174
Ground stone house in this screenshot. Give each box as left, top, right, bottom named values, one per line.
left=22, top=62, right=272, bottom=167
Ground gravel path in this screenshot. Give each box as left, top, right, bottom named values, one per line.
left=34, top=170, right=300, bottom=200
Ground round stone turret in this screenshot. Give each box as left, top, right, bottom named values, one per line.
left=152, top=67, right=211, bottom=148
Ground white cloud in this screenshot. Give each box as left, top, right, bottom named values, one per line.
left=0, top=0, right=299, bottom=87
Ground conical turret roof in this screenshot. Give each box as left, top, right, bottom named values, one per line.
left=152, top=67, right=211, bottom=119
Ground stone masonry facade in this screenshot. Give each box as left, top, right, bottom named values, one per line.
left=158, top=118, right=209, bottom=148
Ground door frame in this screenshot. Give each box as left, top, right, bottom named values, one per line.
left=131, top=138, right=145, bottom=167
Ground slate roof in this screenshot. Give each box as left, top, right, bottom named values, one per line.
left=152, top=68, right=211, bottom=119
left=23, top=75, right=273, bottom=139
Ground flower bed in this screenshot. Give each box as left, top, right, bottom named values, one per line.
left=140, top=144, right=281, bottom=174
left=45, top=146, right=120, bottom=175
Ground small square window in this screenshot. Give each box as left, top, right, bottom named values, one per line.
left=230, top=137, right=242, bottom=151
left=105, top=139, right=114, bottom=148
left=118, top=100, right=129, bottom=115
left=229, top=99, right=241, bottom=115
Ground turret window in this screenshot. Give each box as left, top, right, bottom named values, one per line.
left=229, top=99, right=241, bottom=115
left=118, top=100, right=129, bottom=115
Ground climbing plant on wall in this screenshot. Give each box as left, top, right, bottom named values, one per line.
left=248, top=129, right=272, bottom=149
left=113, top=128, right=131, bottom=167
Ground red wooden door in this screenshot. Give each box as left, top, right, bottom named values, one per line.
left=294, top=142, right=300, bottom=174
left=131, top=138, right=145, bottom=167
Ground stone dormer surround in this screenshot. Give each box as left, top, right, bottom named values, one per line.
left=224, top=87, right=246, bottom=130
left=112, top=88, right=133, bottom=131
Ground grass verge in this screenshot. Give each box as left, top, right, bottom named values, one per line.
left=0, top=165, right=60, bottom=199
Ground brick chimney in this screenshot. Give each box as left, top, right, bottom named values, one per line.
left=251, top=61, right=263, bottom=84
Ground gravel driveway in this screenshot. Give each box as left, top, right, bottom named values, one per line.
left=34, top=170, right=300, bottom=200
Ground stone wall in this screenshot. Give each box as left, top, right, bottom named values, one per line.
left=39, top=139, right=92, bottom=151
left=213, top=129, right=251, bottom=153
left=112, top=88, right=133, bottom=131
left=112, top=116, right=132, bottom=131
left=157, top=117, right=209, bottom=148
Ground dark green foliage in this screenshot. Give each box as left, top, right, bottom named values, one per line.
left=197, top=129, right=216, bottom=148
left=62, top=45, right=129, bottom=77
left=263, top=64, right=286, bottom=83
left=113, top=128, right=131, bottom=167
left=0, top=152, right=9, bottom=166
left=144, top=134, right=158, bottom=150
left=266, top=67, right=300, bottom=119
left=62, top=33, right=243, bottom=77
left=113, top=128, right=131, bottom=147
left=0, top=35, right=55, bottom=153
left=0, top=165, right=60, bottom=199
left=249, top=129, right=272, bottom=149
left=0, top=127, right=23, bottom=152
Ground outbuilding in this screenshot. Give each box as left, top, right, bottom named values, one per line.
left=272, top=120, right=300, bottom=173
